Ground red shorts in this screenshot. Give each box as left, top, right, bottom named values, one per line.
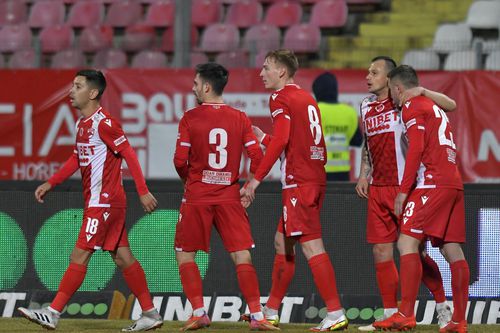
left=366, top=185, right=400, bottom=244
left=400, top=188, right=465, bottom=247
left=174, top=201, right=255, bottom=253
left=277, top=185, right=324, bottom=242
left=76, top=207, right=129, bottom=252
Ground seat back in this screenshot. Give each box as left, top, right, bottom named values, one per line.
left=264, top=1, right=302, bottom=28
left=243, top=23, right=281, bottom=53
left=131, top=50, right=168, bottom=68
left=224, top=0, right=263, bottom=28
left=79, top=25, right=114, bottom=53
left=29, top=0, right=65, bottom=28
left=402, top=50, right=440, bottom=70
left=93, top=48, right=128, bottom=68
left=310, top=0, right=348, bottom=28
left=283, top=23, right=321, bottom=53
left=199, top=23, right=239, bottom=52
left=67, top=0, right=104, bottom=28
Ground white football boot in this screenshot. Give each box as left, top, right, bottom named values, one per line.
left=18, top=307, right=59, bottom=330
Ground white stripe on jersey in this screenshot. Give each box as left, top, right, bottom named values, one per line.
left=244, top=140, right=256, bottom=147
left=88, top=123, right=110, bottom=208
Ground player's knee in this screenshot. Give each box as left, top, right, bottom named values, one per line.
left=372, top=243, right=393, bottom=262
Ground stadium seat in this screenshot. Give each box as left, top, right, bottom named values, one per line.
left=0, top=24, right=32, bottom=52
left=264, top=1, right=303, bottom=28
left=475, top=38, right=500, bottom=54
left=28, top=0, right=65, bottom=28
left=0, top=1, right=28, bottom=26
left=310, top=0, right=348, bottom=29
left=191, top=0, right=222, bottom=28
left=79, top=25, right=114, bottom=53
left=105, top=0, right=142, bottom=27
left=66, top=0, right=104, bottom=28
left=160, top=25, right=199, bottom=53
left=10, top=49, right=38, bottom=69
left=215, top=50, right=249, bottom=68
left=485, top=50, right=500, bottom=70
left=283, top=23, right=321, bottom=53
left=466, top=0, right=500, bottom=30
left=243, top=23, right=281, bottom=53
left=39, top=25, right=74, bottom=53
left=190, top=52, right=209, bottom=66
left=51, top=49, right=86, bottom=69
left=144, top=0, right=175, bottom=28
left=199, top=23, right=239, bottom=53
left=432, top=23, right=472, bottom=53
left=131, top=50, right=168, bottom=68
left=443, top=50, right=478, bottom=71
left=253, top=49, right=268, bottom=67
left=92, top=48, right=128, bottom=68
left=121, top=24, right=156, bottom=52
left=402, top=50, right=440, bottom=70
left=346, top=0, right=382, bottom=3
left=224, top=0, right=263, bottom=28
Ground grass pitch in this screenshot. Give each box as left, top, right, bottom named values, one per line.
left=0, top=318, right=499, bottom=332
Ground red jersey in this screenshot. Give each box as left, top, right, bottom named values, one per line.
left=400, top=96, right=463, bottom=193
left=75, top=107, right=129, bottom=208
left=360, top=95, right=406, bottom=186
left=174, top=103, right=263, bottom=204
left=254, top=84, right=326, bottom=188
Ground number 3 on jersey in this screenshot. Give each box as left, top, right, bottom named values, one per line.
left=308, top=105, right=322, bottom=145
left=208, top=128, right=228, bottom=169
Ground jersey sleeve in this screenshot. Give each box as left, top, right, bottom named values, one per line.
left=242, top=113, right=263, bottom=174
left=98, top=118, right=130, bottom=154
left=120, top=146, right=149, bottom=195
left=173, top=116, right=190, bottom=180
left=48, top=150, right=79, bottom=186
left=400, top=102, right=426, bottom=194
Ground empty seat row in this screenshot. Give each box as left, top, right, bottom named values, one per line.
left=402, top=49, right=500, bottom=71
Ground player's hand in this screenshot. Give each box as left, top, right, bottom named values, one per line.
left=240, top=178, right=260, bottom=205
left=252, top=126, right=265, bottom=142
left=355, top=178, right=369, bottom=199
left=400, top=86, right=424, bottom=106
left=140, top=192, right=158, bottom=213
left=35, top=182, right=52, bottom=203
left=394, top=192, right=408, bottom=217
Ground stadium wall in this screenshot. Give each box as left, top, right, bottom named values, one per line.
left=0, top=181, right=499, bottom=324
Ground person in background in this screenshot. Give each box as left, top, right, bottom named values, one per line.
left=312, top=72, right=363, bottom=181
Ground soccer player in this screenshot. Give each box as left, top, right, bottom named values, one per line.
left=18, top=70, right=162, bottom=332
left=173, top=63, right=278, bottom=331
left=373, top=65, right=469, bottom=333
left=240, top=49, right=348, bottom=332
left=356, top=56, right=456, bottom=331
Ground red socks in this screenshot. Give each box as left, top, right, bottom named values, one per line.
left=122, top=260, right=154, bottom=312
left=421, top=254, right=446, bottom=303
left=308, top=253, right=341, bottom=312
left=179, top=262, right=204, bottom=311
left=399, top=253, right=422, bottom=317
left=236, top=264, right=261, bottom=313
left=375, top=260, right=399, bottom=309
left=266, top=254, right=295, bottom=310
left=450, top=260, right=470, bottom=322
left=51, top=263, right=87, bottom=312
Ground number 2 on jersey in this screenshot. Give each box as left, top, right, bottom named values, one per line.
left=208, top=128, right=227, bottom=169
left=308, top=105, right=322, bottom=145
left=433, top=105, right=456, bottom=149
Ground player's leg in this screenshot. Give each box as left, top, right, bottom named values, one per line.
left=373, top=242, right=399, bottom=316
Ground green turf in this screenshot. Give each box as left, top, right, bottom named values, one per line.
left=0, top=318, right=499, bottom=332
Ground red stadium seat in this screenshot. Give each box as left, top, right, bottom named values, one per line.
left=224, top=0, right=263, bottom=28
left=190, top=52, right=209, bottom=66
left=105, top=0, right=142, bottom=27
left=192, top=0, right=222, bottom=28
left=215, top=50, right=249, bottom=68
left=93, top=48, right=128, bottom=68
left=131, top=50, right=168, bottom=68
left=10, top=49, right=38, bottom=69
left=310, top=0, right=348, bottom=28
left=243, top=23, right=281, bottom=53
left=199, top=23, right=239, bottom=53
left=253, top=49, right=268, bottom=68
left=0, top=1, right=28, bottom=26
left=144, top=0, right=175, bottom=28
left=0, top=24, right=32, bottom=52
left=264, top=1, right=302, bottom=28
left=66, top=0, right=104, bottom=28
left=160, top=25, right=199, bottom=53
left=28, top=0, right=65, bottom=28
left=79, top=25, right=114, bottom=53
left=283, top=23, right=321, bottom=53
left=39, top=25, right=74, bottom=53
left=51, top=49, right=86, bottom=69
left=121, top=24, right=156, bottom=52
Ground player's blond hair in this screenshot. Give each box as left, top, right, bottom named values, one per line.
left=265, top=49, right=299, bottom=78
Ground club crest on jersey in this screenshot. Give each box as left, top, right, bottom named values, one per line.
left=87, top=127, right=95, bottom=138
left=290, top=197, right=297, bottom=207
left=421, top=196, right=428, bottom=205
left=375, top=104, right=385, bottom=112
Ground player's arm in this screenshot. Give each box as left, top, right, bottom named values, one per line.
left=243, top=116, right=264, bottom=175
left=395, top=111, right=425, bottom=216
left=173, top=117, right=190, bottom=183
left=400, top=87, right=456, bottom=112
left=355, top=142, right=371, bottom=199
left=35, top=151, right=79, bottom=203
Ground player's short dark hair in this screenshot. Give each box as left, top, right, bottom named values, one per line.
left=76, top=69, right=106, bottom=100
left=266, top=49, right=299, bottom=78
left=195, top=62, right=229, bottom=96
left=387, top=65, right=419, bottom=88
left=371, top=56, right=397, bottom=72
